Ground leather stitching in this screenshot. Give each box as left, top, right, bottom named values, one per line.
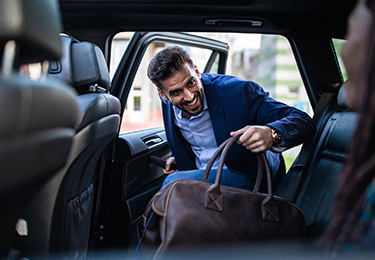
left=205, top=192, right=223, bottom=211
left=264, top=205, right=279, bottom=222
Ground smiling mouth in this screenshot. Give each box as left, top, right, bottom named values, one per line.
left=184, top=96, right=198, bottom=107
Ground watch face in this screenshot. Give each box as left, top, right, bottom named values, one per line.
left=272, top=129, right=283, bottom=145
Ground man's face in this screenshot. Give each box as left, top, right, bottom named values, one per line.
left=158, top=63, right=204, bottom=119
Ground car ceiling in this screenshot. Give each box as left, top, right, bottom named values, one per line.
left=59, top=0, right=357, bottom=39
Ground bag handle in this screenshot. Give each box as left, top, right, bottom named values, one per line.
left=201, top=137, right=231, bottom=182
left=203, top=133, right=280, bottom=222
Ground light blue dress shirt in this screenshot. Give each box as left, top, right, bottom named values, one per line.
left=173, top=93, right=224, bottom=169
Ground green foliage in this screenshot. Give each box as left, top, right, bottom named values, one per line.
left=283, top=154, right=297, bottom=172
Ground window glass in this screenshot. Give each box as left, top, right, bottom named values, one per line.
left=19, top=63, right=43, bottom=80
left=111, top=32, right=312, bottom=171
left=111, top=34, right=217, bottom=133
left=208, top=54, right=220, bottom=74
left=332, top=38, right=348, bottom=81
left=110, top=32, right=132, bottom=79
left=255, top=35, right=312, bottom=170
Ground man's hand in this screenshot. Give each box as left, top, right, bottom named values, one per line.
left=230, top=125, right=273, bottom=153
left=164, top=157, right=178, bottom=175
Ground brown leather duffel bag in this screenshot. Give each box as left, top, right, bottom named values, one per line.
left=139, top=133, right=306, bottom=259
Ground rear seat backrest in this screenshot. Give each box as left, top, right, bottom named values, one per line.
left=294, top=88, right=358, bottom=241
left=0, top=0, right=79, bottom=257
left=13, top=36, right=121, bottom=259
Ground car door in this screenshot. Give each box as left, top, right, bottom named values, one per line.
left=98, top=32, right=229, bottom=251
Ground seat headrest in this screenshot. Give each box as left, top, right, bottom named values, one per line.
left=48, top=36, right=111, bottom=94
left=0, top=0, right=63, bottom=64
left=337, top=83, right=348, bottom=108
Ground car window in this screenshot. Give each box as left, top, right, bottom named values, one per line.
left=110, top=33, right=223, bottom=134
left=254, top=34, right=312, bottom=170
left=332, top=38, right=348, bottom=81
left=110, top=32, right=312, bottom=171
left=109, top=32, right=133, bottom=79
left=19, top=63, right=43, bottom=80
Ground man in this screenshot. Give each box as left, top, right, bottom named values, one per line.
left=148, top=45, right=315, bottom=190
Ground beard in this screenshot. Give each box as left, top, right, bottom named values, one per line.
left=173, top=90, right=204, bottom=117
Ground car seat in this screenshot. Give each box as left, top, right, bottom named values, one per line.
left=276, top=84, right=358, bottom=241
left=12, top=36, right=121, bottom=259
left=0, top=0, right=79, bottom=257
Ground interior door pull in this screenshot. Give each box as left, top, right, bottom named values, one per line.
left=142, top=136, right=162, bottom=146
left=150, top=155, right=178, bottom=171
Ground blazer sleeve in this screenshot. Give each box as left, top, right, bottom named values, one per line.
left=241, top=81, right=316, bottom=150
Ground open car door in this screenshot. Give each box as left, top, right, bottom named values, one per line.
left=96, top=32, right=229, bottom=252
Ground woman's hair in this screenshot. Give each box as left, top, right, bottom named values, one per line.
left=147, top=45, right=194, bottom=90
left=322, top=0, right=375, bottom=245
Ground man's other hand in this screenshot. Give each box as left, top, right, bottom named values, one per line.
left=164, top=157, right=178, bottom=175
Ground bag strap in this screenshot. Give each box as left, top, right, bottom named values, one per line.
left=259, top=153, right=280, bottom=222
left=203, top=134, right=279, bottom=222
left=201, top=137, right=231, bottom=182
left=201, top=135, right=264, bottom=185
left=253, top=153, right=265, bottom=193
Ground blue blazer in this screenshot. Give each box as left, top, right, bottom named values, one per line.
left=161, top=73, right=316, bottom=183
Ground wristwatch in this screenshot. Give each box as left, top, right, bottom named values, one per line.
left=271, top=128, right=283, bottom=145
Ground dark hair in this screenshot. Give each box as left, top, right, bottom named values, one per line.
left=147, top=45, right=194, bottom=90
left=322, top=0, right=375, bottom=245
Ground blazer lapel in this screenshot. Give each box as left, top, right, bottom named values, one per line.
left=162, top=99, right=196, bottom=170
left=202, top=75, right=228, bottom=147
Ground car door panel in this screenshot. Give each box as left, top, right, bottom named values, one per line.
left=116, top=126, right=170, bottom=247
left=117, top=126, right=169, bottom=200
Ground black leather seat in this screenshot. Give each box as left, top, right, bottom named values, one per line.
left=295, top=109, right=357, bottom=240
left=13, top=35, right=121, bottom=259
left=293, top=87, right=358, bottom=240
left=0, top=0, right=79, bottom=257
left=276, top=86, right=358, bottom=241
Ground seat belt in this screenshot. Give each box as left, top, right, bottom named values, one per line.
left=277, top=91, right=337, bottom=202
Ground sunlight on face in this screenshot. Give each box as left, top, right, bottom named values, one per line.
left=158, top=64, right=204, bottom=119
left=341, top=0, right=373, bottom=109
